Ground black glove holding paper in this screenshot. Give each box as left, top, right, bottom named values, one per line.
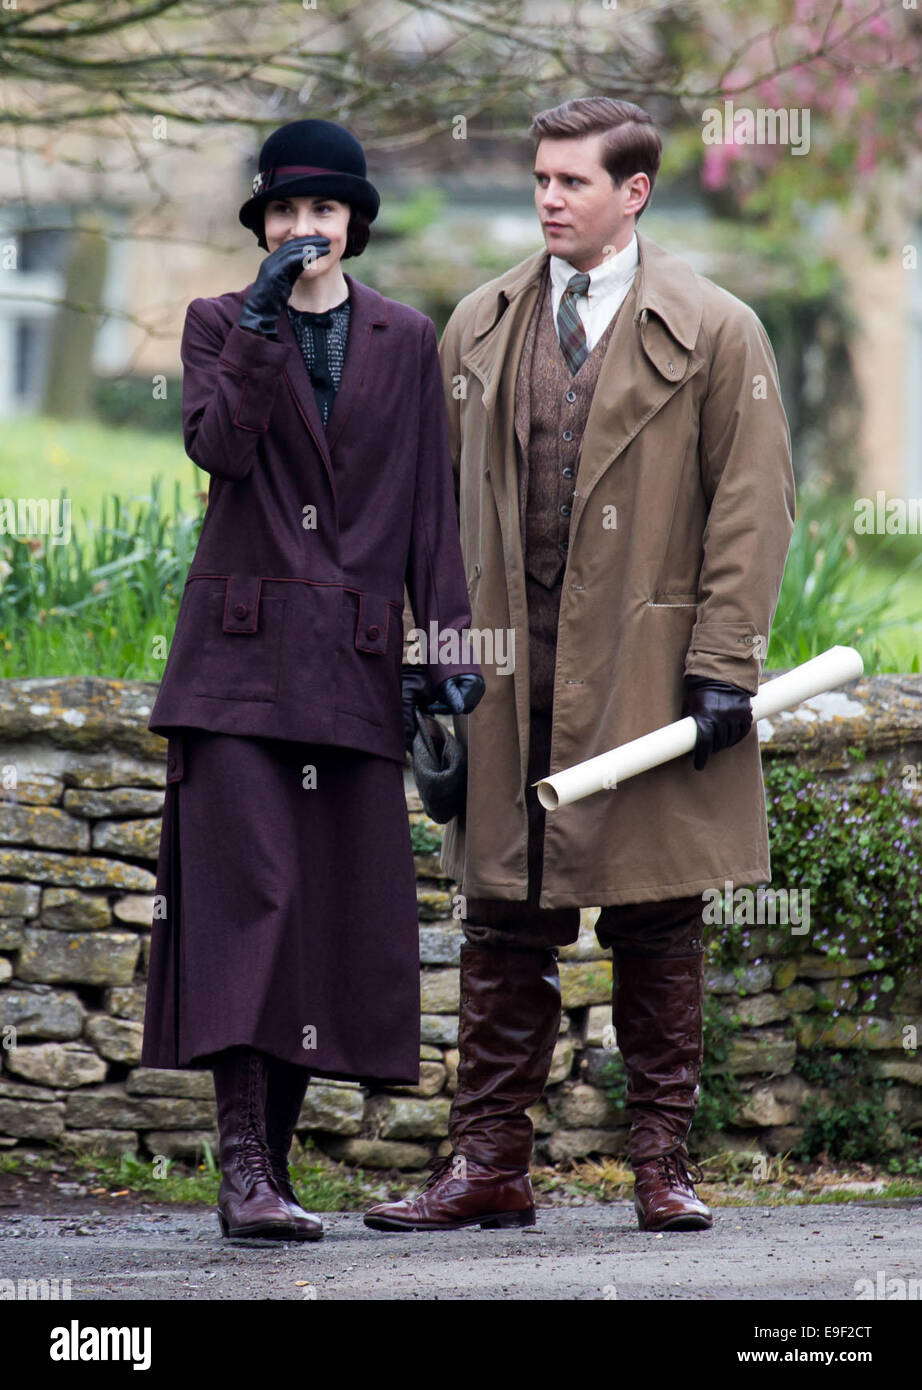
left=681, top=675, right=753, bottom=772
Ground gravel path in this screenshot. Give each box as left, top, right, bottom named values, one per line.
left=2, top=1199, right=921, bottom=1300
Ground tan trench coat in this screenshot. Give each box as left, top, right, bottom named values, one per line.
left=404, top=231, right=796, bottom=907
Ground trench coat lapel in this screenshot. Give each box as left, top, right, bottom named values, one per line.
left=459, top=252, right=546, bottom=773
left=572, top=234, right=706, bottom=541
left=460, top=251, right=545, bottom=587
left=274, top=273, right=389, bottom=490
left=460, top=234, right=708, bottom=566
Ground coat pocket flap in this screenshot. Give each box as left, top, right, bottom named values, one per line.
left=165, top=734, right=184, bottom=783
left=222, top=575, right=262, bottom=633
left=355, top=592, right=390, bottom=654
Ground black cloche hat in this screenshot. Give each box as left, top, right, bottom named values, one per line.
left=239, top=119, right=380, bottom=250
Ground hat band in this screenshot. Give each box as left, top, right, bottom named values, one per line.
left=251, top=164, right=349, bottom=196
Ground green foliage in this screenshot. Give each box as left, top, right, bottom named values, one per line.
left=695, top=992, right=745, bottom=1138
left=94, top=376, right=184, bottom=434
left=710, top=758, right=922, bottom=1009
left=793, top=1049, right=898, bottom=1163
left=48, top=1136, right=385, bottom=1209
left=702, top=746, right=922, bottom=1159
left=409, top=817, right=443, bottom=855
left=767, top=477, right=922, bottom=673
left=0, top=473, right=204, bottom=678
left=598, top=1050, right=627, bottom=1119
left=5, top=447, right=919, bottom=678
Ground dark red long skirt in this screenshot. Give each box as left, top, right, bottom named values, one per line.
left=140, top=729, right=421, bottom=1085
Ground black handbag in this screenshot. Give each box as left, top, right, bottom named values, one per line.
left=410, top=703, right=467, bottom=824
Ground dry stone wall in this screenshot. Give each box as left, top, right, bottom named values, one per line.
left=0, top=674, right=920, bottom=1170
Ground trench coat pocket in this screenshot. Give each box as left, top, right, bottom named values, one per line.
left=647, top=593, right=698, bottom=608
left=190, top=576, right=288, bottom=702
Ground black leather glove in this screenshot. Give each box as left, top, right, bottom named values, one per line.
left=237, top=236, right=331, bottom=337
left=681, top=674, right=753, bottom=771
left=427, top=673, right=485, bottom=717
left=401, top=665, right=432, bottom=752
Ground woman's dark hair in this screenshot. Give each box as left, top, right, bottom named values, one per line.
left=343, top=206, right=371, bottom=258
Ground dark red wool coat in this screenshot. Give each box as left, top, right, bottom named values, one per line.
left=141, top=274, right=479, bottom=1081
left=148, top=273, right=480, bottom=758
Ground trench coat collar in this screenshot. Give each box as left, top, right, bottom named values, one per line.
left=236, top=273, right=389, bottom=479
left=459, top=229, right=707, bottom=538
left=463, top=230, right=702, bottom=389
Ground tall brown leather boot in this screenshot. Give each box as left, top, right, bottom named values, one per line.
left=264, top=1057, right=324, bottom=1241
left=211, top=1045, right=299, bottom=1241
left=612, top=950, right=713, bottom=1232
left=364, top=943, right=561, bottom=1231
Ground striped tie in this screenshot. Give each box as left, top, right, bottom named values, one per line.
left=556, top=271, right=591, bottom=374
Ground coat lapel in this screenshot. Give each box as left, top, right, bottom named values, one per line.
left=459, top=253, right=546, bottom=782
left=460, top=234, right=708, bottom=566
left=572, top=233, right=706, bottom=531
left=460, top=250, right=547, bottom=580
left=324, top=274, right=389, bottom=452
left=274, top=273, right=389, bottom=491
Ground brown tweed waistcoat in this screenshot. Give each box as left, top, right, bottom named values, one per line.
left=514, top=265, right=635, bottom=713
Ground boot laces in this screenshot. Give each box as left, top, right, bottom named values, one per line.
left=236, top=1059, right=276, bottom=1191
left=238, top=1126, right=275, bottom=1188
left=656, top=1150, right=704, bottom=1192
left=421, top=1153, right=455, bottom=1190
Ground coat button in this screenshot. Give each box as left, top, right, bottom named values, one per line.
left=233, top=603, right=248, bottom=619
left=366, top=625, right=380, bottom=640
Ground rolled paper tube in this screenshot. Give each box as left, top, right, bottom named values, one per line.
left=535, top=644, right=864, bottom=810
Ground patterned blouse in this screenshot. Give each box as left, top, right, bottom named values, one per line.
left=286, top=295, right=351, bottom=428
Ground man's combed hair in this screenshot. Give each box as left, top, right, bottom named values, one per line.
left=529, top=97, right=663, bottom=218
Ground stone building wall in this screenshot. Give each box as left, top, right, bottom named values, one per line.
left=0, top=674, right=920, bottom=1170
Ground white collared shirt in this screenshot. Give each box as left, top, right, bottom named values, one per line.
left=549, top=232, right=639, bottom=353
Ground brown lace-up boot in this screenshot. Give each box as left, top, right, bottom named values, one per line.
left=263, top=1056, right=324, bottom=1241
left=364, top=943, right=561, bottom=1231
left=612, top=950, right=712, bottom=1232
left=211, top=1045, right=299, bottom=1241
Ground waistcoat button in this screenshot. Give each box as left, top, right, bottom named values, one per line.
left=562, top=430, right=573, bottom=442
left=562, top=467, right=574, bottom=478
left=565, top=390, right=576, bottom=403
left=560, top=504, right=571, bottom=516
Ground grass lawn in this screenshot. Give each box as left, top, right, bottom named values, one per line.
left=0, top=415, right=202, bottom=526
left=859, top=560, right=922, bottom=671
left=1, top=414, right=920, bottom=677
